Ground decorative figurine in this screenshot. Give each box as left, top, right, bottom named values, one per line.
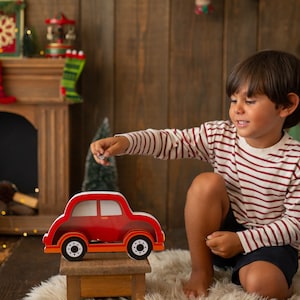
left=43, top=191, right=165, bottom=261
left=44, top=12, right=76, bottom=58
left=195, top=0, right=214, bottom=15
left=22, top=27, right=35, bottom=57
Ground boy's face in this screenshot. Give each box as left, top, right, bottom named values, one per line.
left=229, top=85, right=286, bottom=148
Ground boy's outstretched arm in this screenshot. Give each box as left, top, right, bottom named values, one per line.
left=90, top=136, right=130, bottom=165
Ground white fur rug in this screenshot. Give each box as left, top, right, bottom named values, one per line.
left=23, top=249, right=300, bottom=300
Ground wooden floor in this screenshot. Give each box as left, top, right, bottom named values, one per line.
left=0, top=236, right=60, bottom=300
left=0, top=229, right=188, bottom=300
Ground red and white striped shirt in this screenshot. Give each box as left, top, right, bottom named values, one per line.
left=118, top=120, right=300, bottom=253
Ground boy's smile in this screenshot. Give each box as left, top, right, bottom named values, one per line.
left=235, top=120, right=249, bottom=128
left=229, top=86, right=285, bottom=148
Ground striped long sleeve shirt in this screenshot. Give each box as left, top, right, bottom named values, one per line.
left=118, top=120, right=300, bottom=253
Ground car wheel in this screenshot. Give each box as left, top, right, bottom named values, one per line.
left=62, top=237, right=87, bottom=261
left=127, top=235, right=153, bottom=260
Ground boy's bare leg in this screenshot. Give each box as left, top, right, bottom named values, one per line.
left=239, top=261, right=293, bottom=299
left=183, top=172, right=229, bottom=298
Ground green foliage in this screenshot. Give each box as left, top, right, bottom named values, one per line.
left=0, top=1, right=26, bottom=14
left=81, top=118, right=119, bottom=192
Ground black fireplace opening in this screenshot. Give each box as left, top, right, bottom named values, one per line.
left=0, top=112, right=38, bottom=194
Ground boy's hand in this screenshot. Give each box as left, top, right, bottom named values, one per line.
left=206, top=231, right=243, bottom=258
left=90, top=136, right=130, bottom=165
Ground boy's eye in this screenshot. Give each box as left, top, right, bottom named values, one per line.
left=245, top=99, right=256, bottom=104
left=229, top=98, right=256, bottom=105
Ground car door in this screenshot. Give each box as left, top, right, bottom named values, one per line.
left=98, top=199, right=127, bottom=242
left=69, top=200, right=98, bottom=239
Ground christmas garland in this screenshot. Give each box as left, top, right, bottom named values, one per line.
left=0, top=1, right=25, bottom=14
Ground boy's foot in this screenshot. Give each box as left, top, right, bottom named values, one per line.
left=183, top=269, right=213, bottom=298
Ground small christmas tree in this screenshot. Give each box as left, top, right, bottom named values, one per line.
left=81, top=117, right=119, bottom=192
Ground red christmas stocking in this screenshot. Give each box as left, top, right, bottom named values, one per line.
left=0, top=62, right=16, bottom=104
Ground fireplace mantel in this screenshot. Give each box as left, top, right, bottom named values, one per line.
left=0, top=58, right=78, bottom=234
left=2, top=58, right=66, bottom=104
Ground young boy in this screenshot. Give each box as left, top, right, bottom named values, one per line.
left=90, top=50, right=300, bottom=299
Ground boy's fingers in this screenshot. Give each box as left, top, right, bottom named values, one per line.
left=92, top=153, right=111, bottom=166
left=90, top=138, right=112, bottom=155
left=90, top=136, right=128, bottom=163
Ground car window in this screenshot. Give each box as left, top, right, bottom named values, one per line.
left=72, top=200, right=97, bottom=216
left=100, top=200, right=122, bottom=216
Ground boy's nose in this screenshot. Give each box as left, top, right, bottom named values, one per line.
left=235, top=102, right=244, bottom=114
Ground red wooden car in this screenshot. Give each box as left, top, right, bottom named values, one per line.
left=43, top=191, right=165, bottom=261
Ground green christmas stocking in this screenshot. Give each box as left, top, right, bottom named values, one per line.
left=61, top=50, right=86, bottom=102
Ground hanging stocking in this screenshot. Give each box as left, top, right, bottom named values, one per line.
left=0, top=62, right=16, bottom=104
left=60, top=49, right=86, bottom=102
left=195, top=0, right=214, bottom=15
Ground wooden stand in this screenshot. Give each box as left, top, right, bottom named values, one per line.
left=60, top=253, right=151, bottom=300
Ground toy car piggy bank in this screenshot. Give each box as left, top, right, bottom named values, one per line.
left=43, top=191, right=165, bottom=261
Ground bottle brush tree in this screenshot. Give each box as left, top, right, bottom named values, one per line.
left=82, top=117, right=119, bottom=192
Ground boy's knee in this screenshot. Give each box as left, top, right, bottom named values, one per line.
left=241, top=271, right=265, bottom=294
left=239, top=262, right=290, bottom=299
left=242, top=273, right=276, bottom=297
left=186, top=173, right=229, bottom=216
left=188, top=172, right=226, bottom=196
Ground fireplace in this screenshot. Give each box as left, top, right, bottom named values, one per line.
left=0, top=112, right=38, bottom=194
left=0, top=58, right=79, bottom=234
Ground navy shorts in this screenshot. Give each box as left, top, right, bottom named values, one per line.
left=212, top=208, right=299, bottom=287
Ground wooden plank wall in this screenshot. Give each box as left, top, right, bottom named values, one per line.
left=24, top=0, right=300, bottom=230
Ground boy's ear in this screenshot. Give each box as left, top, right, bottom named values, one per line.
left=280, top=93, right=300, bottom=117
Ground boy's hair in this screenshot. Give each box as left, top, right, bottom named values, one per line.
left=226, top=50, right=300, bottom=129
